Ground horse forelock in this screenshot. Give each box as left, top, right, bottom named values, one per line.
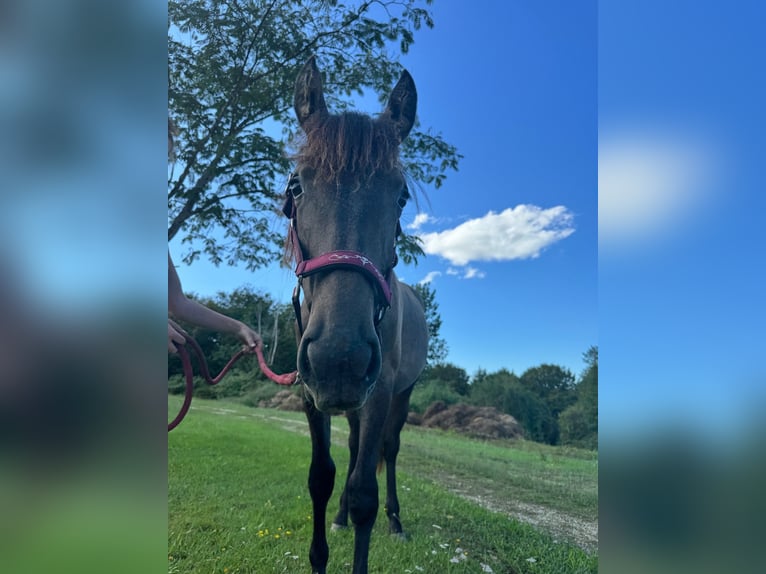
left=294, top=111, right=402, bottom=186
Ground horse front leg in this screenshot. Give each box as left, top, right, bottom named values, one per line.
left=382, top=385, right=414, bottom=538
left=305, top=399, right=335, bottom=574
left=348, top=393, right=391, bottom=574
left=332, top=411, right=360, bottom=531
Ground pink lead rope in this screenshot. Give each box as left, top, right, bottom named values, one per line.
left=255, top=345, right=299, bottom=386
left=168, top=339, right=298, bottom=432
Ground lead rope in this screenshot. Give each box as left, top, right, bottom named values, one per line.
left=168, top=337, right=298, bottom=432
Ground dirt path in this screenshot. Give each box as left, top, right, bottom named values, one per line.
left=196, top=404, right=598, bottom=552
left=439, top=476, right=598, bottom=553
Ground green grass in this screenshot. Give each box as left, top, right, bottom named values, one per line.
left=398, top=427, right=598, bottom=522
left=169, top=397, right=597, bottom=574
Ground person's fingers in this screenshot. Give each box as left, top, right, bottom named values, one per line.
left=169, top=321, right=186, bottom=353
left=169, top=318, right=189, bottom=338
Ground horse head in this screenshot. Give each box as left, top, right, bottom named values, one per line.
left=289, top=56, right=417, bottom=413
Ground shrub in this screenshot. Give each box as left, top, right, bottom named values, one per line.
left=409, top=380, right=463, bottom=414
left=559, top=403, right=597, bottom=449
left=240, top=382, right=285, bottom=408
left=469, top=370, right=558, bottom=445
left=168, top=374, right=186, bottom=395
left=208, top=370, right=263, bottom=399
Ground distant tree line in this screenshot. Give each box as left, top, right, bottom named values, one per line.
left=169, top=285, right=597, bottom=450
left=409, top=348, right=598, bottom=449
left=410, top=282, right=597, bottom=448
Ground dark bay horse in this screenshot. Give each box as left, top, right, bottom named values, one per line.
left=285, top=56, right=428, bottom=574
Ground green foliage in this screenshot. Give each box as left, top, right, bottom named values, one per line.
left=468, top=359, right=597, bottom=449
left=168, top=374, right=186, bottom=395
left=239, top=381, right=292, bottom=408
left=409, top=379, right=463, bottom=414
left=558, top=404, right=597, bottom=450
left=168, top=286, right=298, bottom=395
left=169, top=0, right=460, bottom=270
left=578, top=346, right=598, bottom=415
left=395, top=231, right=425, bottom=265
left=421, top=362, right=469, bottom=395
left=520, top=363, right=577, bottom=417
left=208, top=370, right=264, bottom=399
left=469, top=369, right=558, bottom=445
left=413, top=282, right=448, bottom=364
left=559, top=346, right=598, bottom=448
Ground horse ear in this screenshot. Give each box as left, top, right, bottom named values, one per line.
left=382, top=70, right=417, bottom=141
left=294, top=56, right=328, bottom=128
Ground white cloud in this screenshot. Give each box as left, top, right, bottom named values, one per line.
left=445, top=266, right=485, bottom=279
left=598, top=128, right=719, bottom=253
left=462, top=267, right=486, bottom=279
left=406, top=213, right=435, bottom=231
left=418, top=271, right=441, bottom=284
left=417, top=205, right=575, bottom=266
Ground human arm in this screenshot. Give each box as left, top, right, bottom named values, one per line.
left=168, top=252, right=262, bottom=351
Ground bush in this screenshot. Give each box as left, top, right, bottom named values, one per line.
left=168, top=370, right=265, bottom=400
left=469, top=370, right=558, bottom=445
left=559, top=403, right=597, bottom=449
left=194, top=380, right=217, bottom=399
left=168, top=374, right=186, bottom=395
left=208, top=370, right=264, bottom=399
left=409, top=380, right=463, bottom=414
left=240, top=382, right=285, bottom=408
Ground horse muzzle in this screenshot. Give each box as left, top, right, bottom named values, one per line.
left=298, top=327, right=382, bottom=413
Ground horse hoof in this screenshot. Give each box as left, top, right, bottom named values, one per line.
left=330, top=522, right=348, bottom=532
left=390, top=531, right=408, bottom=542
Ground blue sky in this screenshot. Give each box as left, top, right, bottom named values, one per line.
left=170, top=1, right=597, bottom=380
left=169, top=1, right=766, bottom=441
left=599, top=0, right=766, bottom=440
left=1, top=0, right=760, bottom=448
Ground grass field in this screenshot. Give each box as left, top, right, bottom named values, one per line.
left=168, top=396, right=598, bottom=574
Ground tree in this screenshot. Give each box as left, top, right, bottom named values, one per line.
left=519, top=364, right=577, bottom=418
left=169, top=0, right=460, bottom=270
left=559, top=346, right=598, bottom=449
left=578, top=345, right=598, bottom=416
left=413, top=282, right=448, bottom=364
left=422, top=362, right=469, bottom=395
left=469, top=369, right=558, bottom=445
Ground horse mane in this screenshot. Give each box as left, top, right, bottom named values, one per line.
left=283, top=110, right=426, bottom=268
left=292, top=111, right=402, bottom=186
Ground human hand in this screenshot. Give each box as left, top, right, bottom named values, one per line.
left=237, top=322, right=262, bottom=353
left=168, top=318, right=187, bottom=354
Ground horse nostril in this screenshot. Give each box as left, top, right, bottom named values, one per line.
left=365, top=341, right=382, bottom=382
left=297, top=335, right=314, bottom=377
left=300, top=327, right=381, bottom=384
left=311, top=339, right=371, bottom=380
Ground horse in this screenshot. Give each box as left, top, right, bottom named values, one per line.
left=283, top=56, right=428, bottom=574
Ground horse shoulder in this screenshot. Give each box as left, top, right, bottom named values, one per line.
left=386, top=275, right=428, bottom=392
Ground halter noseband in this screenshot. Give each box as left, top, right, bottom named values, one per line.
left=282, top=172, right=405, bottom=335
